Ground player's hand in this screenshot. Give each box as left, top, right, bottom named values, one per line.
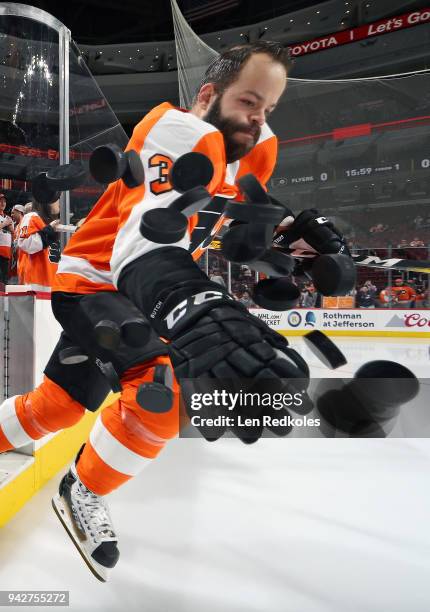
left=157, top=288, right=310, bottom=442
left=37, top=220, right=60, bottom=248
left=273, top=208, right=350, bottom=258
left=2, top=217, right=13, bottom=230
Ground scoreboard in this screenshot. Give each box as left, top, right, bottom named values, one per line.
left=277, top=157, right=429, bottom=187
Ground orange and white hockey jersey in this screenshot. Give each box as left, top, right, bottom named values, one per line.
left=54, top=102, right=277, bottom=295
left=17, top=212, right=60, bottom=292
left=0, top=215, right=12, bottom=259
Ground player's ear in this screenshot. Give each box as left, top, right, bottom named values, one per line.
left=197, top=83, right=216, bottom=110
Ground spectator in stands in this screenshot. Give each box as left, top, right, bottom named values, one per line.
left=409, top=237, right=425, bottom=247
left=241, top=265, right=253, bottom=279
left=24, top=201, right=33, bottom=214
left=238, top=289, right=254, bottom=308
left=17, top=197, right=60, bottom=291
left=10, top=204, right=25, bottom=283
left=209, top=267, right=226, bottom=287
left=413, top=214, right=423, bottom=229
left=413, top=280, right=427, bottom=306
left=362, top=279, right=377, bottom=299
left=0, top=193, right=13, bottom=284
left=356, top=284, right=376, bottom=308
left=299, top=281, right=318, bottom=308
left=369, top=223, right=388, bottom=234
left=11, top=204, right=25, bottom=225
left=379, top=277, right=416, bottom=309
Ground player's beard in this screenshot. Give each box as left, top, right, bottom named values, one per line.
left=203, top=95, right=261, bottom=163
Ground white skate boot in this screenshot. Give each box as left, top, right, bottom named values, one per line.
left=52, top=460, right=119, bottom=582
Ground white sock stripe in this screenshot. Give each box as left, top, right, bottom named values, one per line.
left=89, top=416, right=153, bottom=477
left=0, top=396, right=34, bottom=447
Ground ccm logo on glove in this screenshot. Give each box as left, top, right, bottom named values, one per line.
left=165, top=290, right=232, bottom=330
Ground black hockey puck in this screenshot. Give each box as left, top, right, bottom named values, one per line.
left=94, top=319, right=121, bottom=350
left=59, top=346, right=89, bottom=365
left=352, top=360, right=419, bottom=410
left=237, top=173, right=270, bottom=204
left=46, top=162, right=88, bottom=190
left=249, top=249, right=295, bottom=278
left=317, top=387, right=384, bottom=438
left=248, top=221, right=275, bottom=251
left=169, top=186, right=212, bottom=217
left=225, top=200, right=285, bottom=225
left=252, top=278, right=300, bottom=311
left=311, top=254, right=356, bottom=296
left=97, top=361, right=122, bottom=393
left=169, top=152, right=214, bottom=193
left=31, top=172, right=59, bottom=205
left=120, top=317, right=151, bottom=347
left=303, top=330, right=347, bottom=369
left=221, top=223, right=267, bottom=263
left=136, top=382, right=173, bottom=413
left=89, top=144, right=127, bottom=184
left=122, top=149, right=145, bottom=188
left=140, top=208, right=188, bottom=243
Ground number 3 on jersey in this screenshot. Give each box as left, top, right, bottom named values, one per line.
left=149, top=154, right=173, bottom=195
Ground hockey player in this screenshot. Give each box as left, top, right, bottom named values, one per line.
left=9, top=204, right=25, bottom=282
left=0, top=42, right=347, bottom=580
left=17, top=198, right=61, bottom=291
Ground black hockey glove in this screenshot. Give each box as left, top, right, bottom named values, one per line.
left=154, top=285, right=309, bottom=380
left=273, top=208, right=350, bottom=258
left=154, top=284, right=310, bottom=442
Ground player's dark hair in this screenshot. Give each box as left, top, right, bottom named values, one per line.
left=195, top=41, right=292, bottom=99
left=31, top=196, right=57, bottom=224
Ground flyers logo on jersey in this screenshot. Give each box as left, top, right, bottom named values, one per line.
left=149, top=154, right=173, bottom=195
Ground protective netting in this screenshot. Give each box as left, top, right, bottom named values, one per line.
left=171, top=0, right=218, bottom=109
left=171, top=0, right=430, bottom=257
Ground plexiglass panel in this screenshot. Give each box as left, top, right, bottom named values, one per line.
left=0, top=6, right=128, bottom=223
left=0, top=12, right=61, bottom=203
left=68, top=40, right=128, bottom=223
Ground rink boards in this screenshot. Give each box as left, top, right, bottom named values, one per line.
left=0, top=289, right=118, bottom=526
left=1, top=289, right=429, bottom=526
left=251, top=306, right=430, bottom=338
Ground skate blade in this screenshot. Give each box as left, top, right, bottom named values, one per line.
left=52, top=493, right=109, bottom=583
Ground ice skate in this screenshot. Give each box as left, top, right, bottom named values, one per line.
left=52, top=461, right=119, bottom=582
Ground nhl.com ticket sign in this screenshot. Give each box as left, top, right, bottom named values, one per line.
left=250, top=308, right=430, bottom=334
